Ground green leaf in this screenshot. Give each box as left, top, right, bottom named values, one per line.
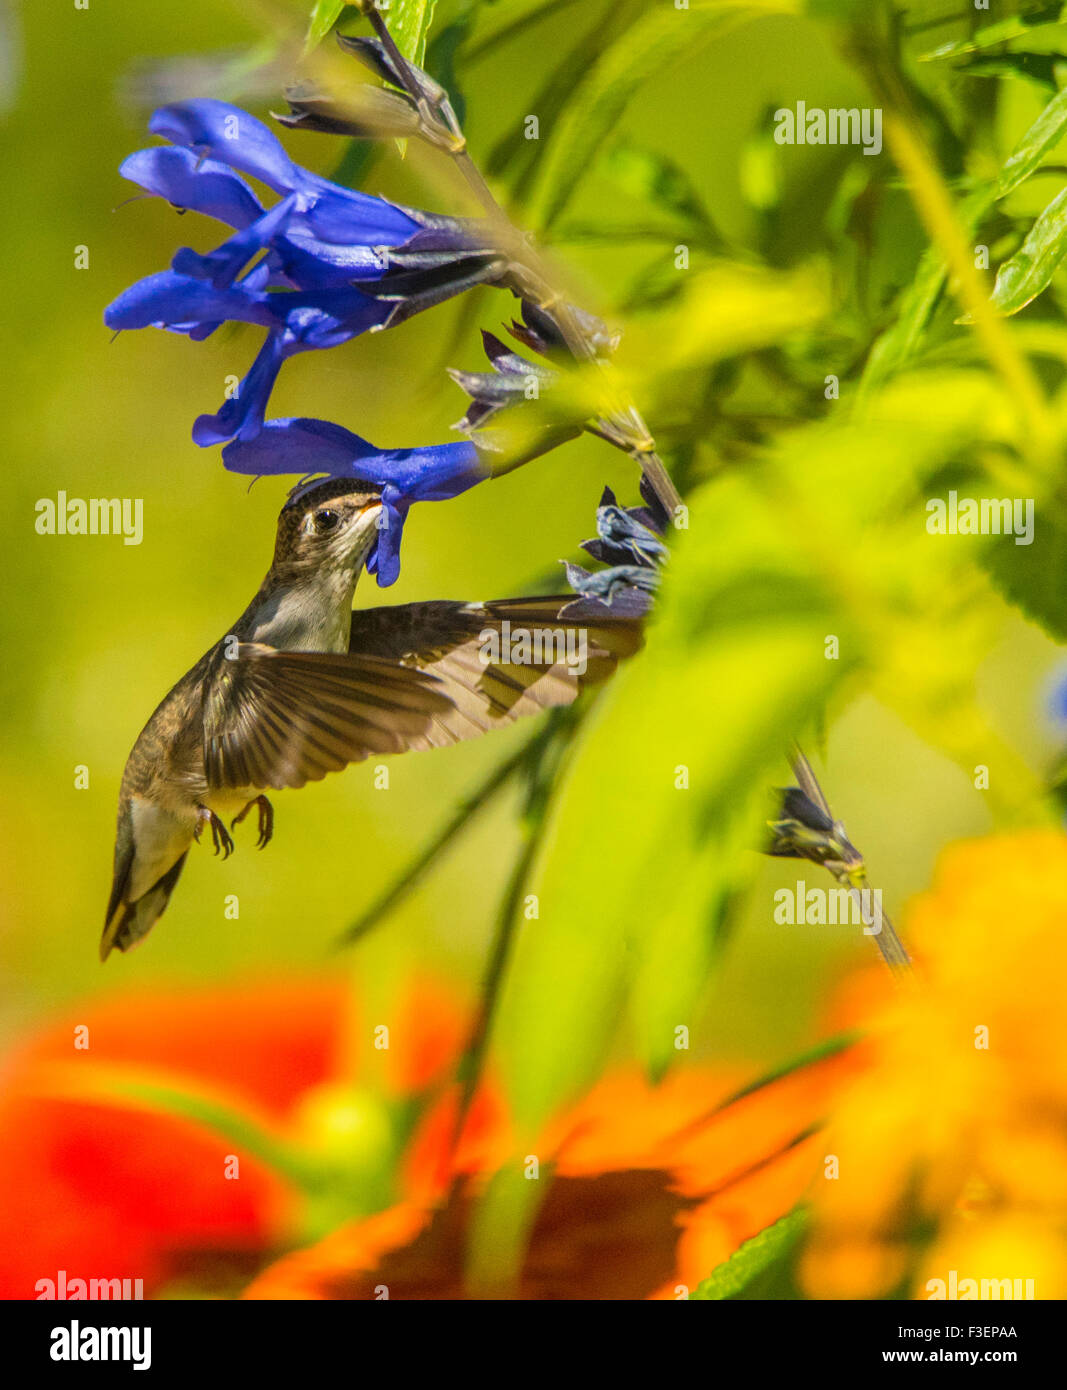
left=527, top=0, right=797, bottom=230
left=863, top=82, right=1067, bottom=385
left=692, top=1208, right=809, bottom=1299
left=987, top=185, right=1067, bottom=316
left=919, top=2, right=1067, bottom=63
left=485, top=0, right=627, bottom=189
left=983, top=505, right=1067, bottom=640
left=997, top=83, right=1067, bottom=199
left=596, top=142, right=721, bottom=244
left=627, top=790, right=762, bottom=1082
left=466, top=0, right=579, bottom=63
left=386, top=0, right=440, bottom=66
left=491, top=367, right=1027, bottom=1143
left=306, top=0, right=347, bottom=50
left=955, top=52, right=1067, bottom=92
left=860, top=187, right=994, bottom=392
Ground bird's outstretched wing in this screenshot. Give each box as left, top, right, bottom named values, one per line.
left=204, top=595, right=644, bottom=790
left=347, top=593, right=645, bottom=745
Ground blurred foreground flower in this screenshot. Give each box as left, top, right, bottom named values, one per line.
left=0, top=978, right=467, bottom=1299
left=1, top=964, right=872, bottom=1300
left=803, top=831, right=1067, bottom=1300
left=243, top=1053, right=856, bottom=1300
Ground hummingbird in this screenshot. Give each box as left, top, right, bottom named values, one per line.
left=101, top=477, right=643, bottom=960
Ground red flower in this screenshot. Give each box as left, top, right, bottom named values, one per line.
left=0, top=977, right=467, bottom=1299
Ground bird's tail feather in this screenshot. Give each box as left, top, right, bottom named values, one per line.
left=99, top=851, right=189, bottom=962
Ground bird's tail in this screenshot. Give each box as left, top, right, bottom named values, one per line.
left=99, top=851, right=189, bottom=962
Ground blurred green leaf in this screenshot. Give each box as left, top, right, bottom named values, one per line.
left=306, top=0, right=347, bottom=50
left=627, top=793, right=760, bottom=1081
left=426, top=15, right=472, bottom=125
left=986, top=185, right=1067, bottom=316
left=983, top=507, right=1067, bottom=640
left=465, top=0, right=580, bottom=62
left=494, top=469, right=856, bottom=1138
left=624, top=261, right=830, bottom=382
left=862, top=184, right=996, bottom=391
left=919, top=3, right=1067, bottom=63
left=464, top=1162, right=547, bottom=1296
left=484, top=0, right=625, bottom=189
left=957, top=52, right=1067, bottom=92
left=997, top=83, right=1067, bottom=199
left=491, top=364, right=1034, bottom=1144
left=596, top=142, right=722, bottom=244
left=862, top=78, right=1067, bottom=388
left=693, top=1208, right=809, bottom=1299
left=528, top=0, right=797, bottom=230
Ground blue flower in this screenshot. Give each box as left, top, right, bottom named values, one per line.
left=105, top=100, right=508, bottom=445
left=136, top=100, right=425, bottom=290
left=221, top=418, right=491, bottom=586
left=106, top=267, right=393, bottom=443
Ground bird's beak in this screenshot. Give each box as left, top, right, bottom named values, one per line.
left=351, top=499, right=384, bottom=564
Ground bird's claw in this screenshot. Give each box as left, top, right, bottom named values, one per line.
left=195, top=806, right=234, bottom=859
left=231, top=794, right=274, bottom=850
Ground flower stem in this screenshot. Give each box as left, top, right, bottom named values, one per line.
left=363, top=4, right=682, bottom=518
left=791, top=746, right=913, bottom=980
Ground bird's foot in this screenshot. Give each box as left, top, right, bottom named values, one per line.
left=194, top=805, right=235, bottom=859
left=231, top=794, right=274, bottom=850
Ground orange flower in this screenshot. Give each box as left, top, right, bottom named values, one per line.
left=244, top=1051, right=862, bottom=1300
left=802, top=831, right=1067, bottom=1299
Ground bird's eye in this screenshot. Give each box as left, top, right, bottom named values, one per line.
left=313, top=508, right=341, bottom=533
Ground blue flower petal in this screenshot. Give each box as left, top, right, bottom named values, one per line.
left=368, top=488, right=408, bottom=586
left=172, top=192, right=300, bottom=288
left=119, top=147, right=263, bottom=230
left=221, top=418, right=484, bottom=494
left=278, top=288, right=391, bottom=348
left=220, top=420, right=487, bottom=586
left=218, top=417, right=381, bottom=475
left=277, top=224, right=392, bottom=283
left=104, top=270, right=276, bottom=332
left=299, top=185, right=419, bottom=246
left=193, top=333, right=288, bottom=446
left=150, top=99, right=300, bottom=194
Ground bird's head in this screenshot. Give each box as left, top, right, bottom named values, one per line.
left=272, top=476, right=384, bottom=583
